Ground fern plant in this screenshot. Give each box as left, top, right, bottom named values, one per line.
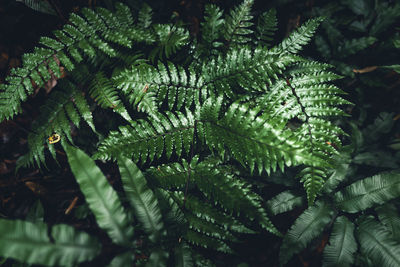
left=0, top=0, right=350, bottom=265
left=270, top=112, right=400, bottom=266
left=0, top=144, right=194, bottom=266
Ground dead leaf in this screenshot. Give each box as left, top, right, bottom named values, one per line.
left=25, top=181, right=47, bottom=195
left=353, top=66, right=377, bottom=73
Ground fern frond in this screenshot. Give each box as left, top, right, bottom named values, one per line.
left=357, top=216, right=400, bottom=267
left=146, top=161, right=189, bottom=190
left=376, top=203, right=400, bottom=241
left=88, top=72, right=132, bottom=121
left=266, top=190, right=304, bottom=215
left=0, top=3, right=154, bottom=121
left=192, top=160, right=280, bottom=235
left=322, top=216, right=357, bottom=267
left=201, top=4, right=224, bottom=49
left=117, top=156, right=164, bottom=243
left=185, top=229, right=233, bottom=254
left=0, top=219, right=100, bottom=266
left=337, top=37, right=377, bottom=58
left=199, top=98, right=323, bottom=174
left=108, top=252, right=134, bottom=267
left=149, top=24, right=189, bottom=62
left=255, top=59, right=347, bottom=203
left=114, top=62, right=198, bottom=111
left=273, top=17, right=324, bottom=54
left=94, top=110, right=195, bottom=162
left=255, top=9, right=277, bottom=47
left=137, top=3, right=153, bottom=29
left=64, top=144, right=135, bottom=246
left=174, top=243, right=193, bottom=267
left=16, top=0, right=57, bottom=15
left=186, top=213, right=237, bottom=242
left=279, top=201, right=336, bottom=265
left=334, top=171, right=400, bottom=213
left=223, top=0, right=254, bottom=47
left=201, top=47, right=298, bottom=97
left=17, top=79, right=96, bottom=169
left=172, top=193, right=255, bottom=235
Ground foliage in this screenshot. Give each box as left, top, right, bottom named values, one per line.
left=0, top=0, right=360, bottom=265
left=273, top=112, right=400, bottom=266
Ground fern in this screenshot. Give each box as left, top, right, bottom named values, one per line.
left=334, top=171, right=400, bottom=213
left=0, top=1, right=352, bottom=265
left=322, top=216, right=357, bottom=267
left=16, top=0, right=57, bottom=15
left=0, top=219, right=100, bottom=266
left=64, top=143, right=135, bottom=246
left=272, top=111, right=400, bottom=266
left=223, top=0, right=254, bottom=47
left=255, top=9, right=278, bottom=47
left=279, top=201, right=336, bottom=265
left=357, top=216, right=400, bottom=267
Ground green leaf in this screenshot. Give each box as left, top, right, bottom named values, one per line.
left=334, top=171, right=400, bottom=213
left=64, top=144, right=134, bottom=246
left=16, top=0, right=57, bottom=15
left=352, top=151, right=399, bottom=169
left=323, top=216, right=357, bottom=267
left=376, top=203, right=400, bottom=240
left=256, top=9, right=277, bottom=47
left=337, top=37, right=376, bottom=58
left=279, top=201, right=335, bottom=265
left=108, top=252, right=134, bottom=267
left=274, top=17, right=324, bottom=54
left=362, top=112, right=394, bottom=143
left=266, top=190, right=304, bottom=215
left=0, top=219, right=100, bottom=267
left=341, top=0, right=372, bottom=16
left=321, top=160, right=351, bottom=194
left=145, top=249, right=168, bottom=267
left=117, top=155, right=164, bottom=243
left=174, top=243, right=193, bottom=267
left=357, top=216, right=400, bottom=267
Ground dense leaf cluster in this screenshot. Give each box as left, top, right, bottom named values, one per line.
left=2, top=0, right=397, bottom=266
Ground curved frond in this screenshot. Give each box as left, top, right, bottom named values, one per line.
left=0, top=2, right=155, bottom=121
left=273, top=17, right=324, bottom=54
left=117, top=156, right=164, bottom=243
left=0, top=219, right=100, bottom=266
left=17, top=0, right=56, bottom=15
left=94, top=110, right=195, bottom=162
left=223, top=0, right=254, bottom=47
left=199, top=98, right=323, bottom=174
left=255, top=9, right=277, bottom=47
left=200, top=4, right=224, bottom=50
left=357, top=216, right=400, bottom=267
left=322, top=216, right=357, bottom=267
left=146, top=161, right=189, bottom=190
left=266, top=190, right=304, bottom=215
left=108, top=252, right=134, bottom=267
left=89, top=72, right=132, bottom=121
left=172, top=192, right=255, bottom=235
left=145, top=249, right=168, bottom=267
left=174, top=243, right=193, bottom=267
left=114, top=62, right=199, bottom=111
left=334, top=171, right=400, bottom=213
left=279, top=201, right=336, bottom=265
left=64, top=144, right=134, bottom=246
left=149, top=24, right=189, bottom=62
left=376, top=203, right=400, bottom=240
left=192, top=160, right=280, bottom=235
left=17, top=79, right=96, bottom=169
